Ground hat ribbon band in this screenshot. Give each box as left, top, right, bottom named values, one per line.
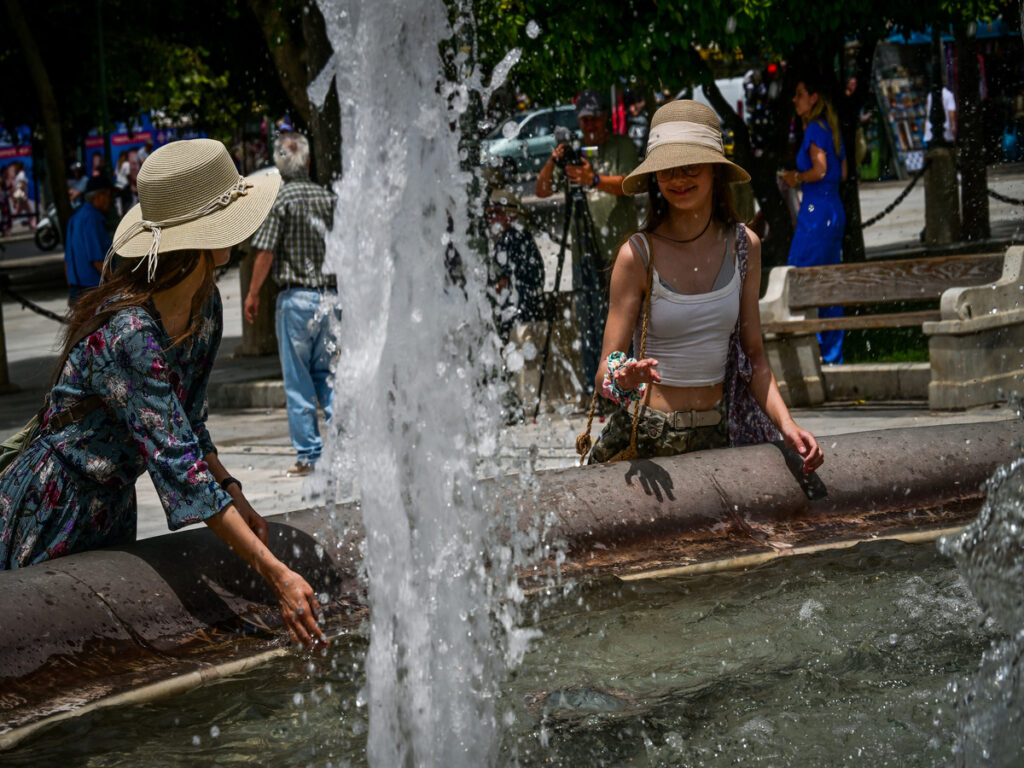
left=103, top=176, right=253, bottom=282
left=645, top=123, right=723, bottom=155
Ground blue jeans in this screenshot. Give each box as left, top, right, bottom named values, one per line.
left=276, top=288, right=337, bottom=464
left=572, top=257, right=608, bottom=397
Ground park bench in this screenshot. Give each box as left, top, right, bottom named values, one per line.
left=758, top=248, right=1024, bottom=409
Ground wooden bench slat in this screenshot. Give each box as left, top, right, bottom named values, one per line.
left=787, top=254, right=1003, bottom=309
left=762, top=310, right=941, bottom=336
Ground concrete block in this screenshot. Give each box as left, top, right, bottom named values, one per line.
left=759, top=266, right=825, bottom=407
left=822, top=363, right=930, bottom=401
left=764, top=334, right=826, bottom=407
left=207, top=380, right=286, bottom=410
left=924, top=246, right=1024, bottom=410
left=926, top=316, right=1024, bottom=410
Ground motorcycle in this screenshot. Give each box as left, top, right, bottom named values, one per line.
left=34, top=203, right=60, bottom=252
left=34, top=194, right=90, bottom=252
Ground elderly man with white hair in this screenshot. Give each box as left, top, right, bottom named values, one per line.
left=245, top=132, right=338, bottom=477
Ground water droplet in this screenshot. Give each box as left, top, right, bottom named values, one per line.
left=525, top=20, right=541, bottom=39
left=501, top=120, right=518, bottom=139
left=210, top=725, right=220, bottom=738
left=293, top=692, right=304, bottom=706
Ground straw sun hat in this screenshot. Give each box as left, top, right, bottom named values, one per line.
left=622, top=100, right=750, bottom=195
left=108, top=138, right=281, bottom=278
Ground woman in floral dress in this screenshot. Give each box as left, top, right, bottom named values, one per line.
left=0, top=139, right=326, bottom=649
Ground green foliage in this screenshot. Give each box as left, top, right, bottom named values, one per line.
left=470, top=0, right=1013, bottom=108
left=0, top=0, right=289, bottom=145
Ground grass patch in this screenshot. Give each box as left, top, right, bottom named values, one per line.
left=834, top=301, right=935, bottom=363
left=841, top=326, right=930, bottom=363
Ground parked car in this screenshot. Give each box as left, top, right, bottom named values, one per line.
left=481, top=105, right=582, bottom=175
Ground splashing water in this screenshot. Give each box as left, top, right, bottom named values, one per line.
left=315, top=1, right=528, bottom=765
left=940, top=454, right=1024, bottom=764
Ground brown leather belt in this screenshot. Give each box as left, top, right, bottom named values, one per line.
left=665, top=408, right=722, bottom=429
left=47, top=395, right=105, bottom=432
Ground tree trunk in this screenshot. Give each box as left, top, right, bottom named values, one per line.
left=4, top=0, right=71, bottom=234
left=301, top=4, right=342, bottom=185
left=247, top=0, right=342, bottom=186
left=701, top=66, right=793, bottom=271
left=955, top=21, right=990, bottom=241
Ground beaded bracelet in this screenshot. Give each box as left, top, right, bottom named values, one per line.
left=602, top=351, right=647, bottom=406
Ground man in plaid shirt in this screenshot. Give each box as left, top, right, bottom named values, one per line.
left=245, top=132, right=338, bottom=477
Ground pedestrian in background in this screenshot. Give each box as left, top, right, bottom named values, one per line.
left=485, top=188, right=545, bottom=342
left=782, top=75, right=847, bottom=364
left=245, top=132, right=338, bottom=477
left=64, top=175, right=115, bottom=303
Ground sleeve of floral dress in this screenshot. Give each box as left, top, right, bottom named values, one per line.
left=86, top=309, right=234, bottom=529
left=184, top=289, right=223, bottom=458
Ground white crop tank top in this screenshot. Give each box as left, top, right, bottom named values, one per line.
left=631, top=227, right=742, bottom=387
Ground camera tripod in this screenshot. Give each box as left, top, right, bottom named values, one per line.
left=532, top=175, right=605, bottom=421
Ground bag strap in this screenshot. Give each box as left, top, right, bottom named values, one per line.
left=575, top=235, right=656, bottom=464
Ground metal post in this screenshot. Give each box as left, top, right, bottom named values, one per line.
left=0, top=279, right=18, bottom=394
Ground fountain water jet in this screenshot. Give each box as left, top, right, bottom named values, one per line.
left=317, top=1, right=530, bottom=764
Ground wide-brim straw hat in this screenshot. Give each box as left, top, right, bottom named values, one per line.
left=111, top=138, right=281, bottom=262
left=622, top=100, right=750, bottom=195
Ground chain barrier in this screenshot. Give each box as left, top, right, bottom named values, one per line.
left=987, top=188, right=1024, bottom=206
left=860, top=159, right=931, bottom=229
left=0, top=283, right=67, bottom=323
left=0, top=261, right=231, bottom=325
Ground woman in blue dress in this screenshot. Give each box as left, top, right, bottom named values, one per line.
left=0, top=139, right=326, bottom=649
left=783, top=77, right=848, bottom=364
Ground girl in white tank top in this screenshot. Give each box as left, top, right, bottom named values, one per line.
left=583, top=100, right=823, bottom=474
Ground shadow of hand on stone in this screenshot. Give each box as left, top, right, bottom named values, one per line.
left=623, top=459, right=675, bottom=503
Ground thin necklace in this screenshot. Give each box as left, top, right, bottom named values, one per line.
left=653, top=212, right=713, bottom=244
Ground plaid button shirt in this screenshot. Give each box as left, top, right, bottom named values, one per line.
left=250, top=174, right=337, bottom=289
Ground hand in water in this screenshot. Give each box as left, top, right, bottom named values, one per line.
left=272, top=568, right=328, bottom=650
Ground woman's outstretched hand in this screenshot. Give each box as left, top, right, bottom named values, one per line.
left=613, top=358, right=661, bottom=391
left=204, top=505, right=329, bottom=651
left=269, top=566, right=327, bottom=650
left=781, top=423, right=824, bottom=474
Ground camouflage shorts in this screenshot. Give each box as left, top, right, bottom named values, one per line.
left=587, top=400, right=729, bottom=464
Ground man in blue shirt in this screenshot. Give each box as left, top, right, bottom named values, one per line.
left=64, top=175, right=114, bottom=303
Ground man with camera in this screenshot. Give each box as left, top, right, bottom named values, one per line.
left=535, top=88, right=638, bottom=400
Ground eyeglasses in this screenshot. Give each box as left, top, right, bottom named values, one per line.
left=655, top=164, right=707, bottom=181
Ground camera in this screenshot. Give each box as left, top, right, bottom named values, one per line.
left=553, top=126, right=584, bottom=169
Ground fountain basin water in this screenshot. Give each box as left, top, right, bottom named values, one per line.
left=0, top=420, right=1020, bottom=749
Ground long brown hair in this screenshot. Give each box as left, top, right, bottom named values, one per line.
left=800, top=79, right=843, bottom=158
left=60, top=249, right=216, bottom=358
left=641, top=164, right=739, bottom=233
